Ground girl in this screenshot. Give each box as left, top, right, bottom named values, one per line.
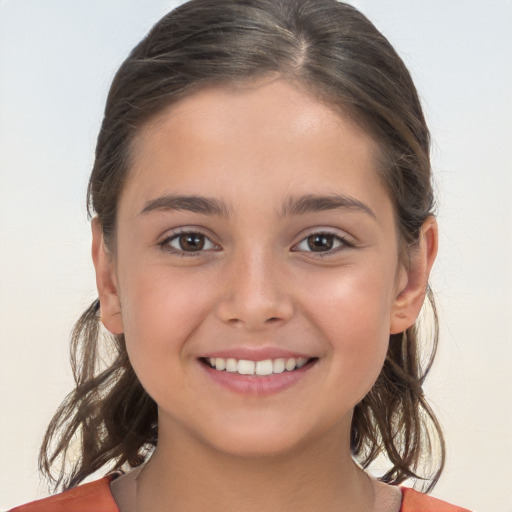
left=10, top=1, right=471, bottom=510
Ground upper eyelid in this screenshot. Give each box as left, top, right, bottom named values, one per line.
left=159, top=227, right=217, bottom=244
left=293, top=232, right=352, bottom=250
left=293, top=227, right=355, bottom=244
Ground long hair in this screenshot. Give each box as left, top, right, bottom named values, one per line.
left=40, top=0, right=444, bottom=492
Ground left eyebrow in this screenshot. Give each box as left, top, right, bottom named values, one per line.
left=279, top=194, right=376, bottom=219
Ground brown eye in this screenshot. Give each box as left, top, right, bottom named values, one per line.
left=179, top=233, right=205, bottom=251
left=306, top=234, right=334, bottom=252
left=163, top=231, right=218, bottom=254
left=293, top=232, right=351, bottom=255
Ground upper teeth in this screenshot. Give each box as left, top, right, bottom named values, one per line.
left=207, top=357, right=308, bottom=376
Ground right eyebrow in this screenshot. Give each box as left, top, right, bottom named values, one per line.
left=139, top=194, right=231, bottom=217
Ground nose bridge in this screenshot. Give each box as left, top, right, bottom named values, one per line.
left=217, top=244, right=293, bottom=329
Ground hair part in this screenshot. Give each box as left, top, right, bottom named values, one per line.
left=40, top=0, right=444, bottom=492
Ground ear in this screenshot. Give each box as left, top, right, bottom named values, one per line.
left=390, top=216, right=438, bottom=334
left=91, top=217, right=124, bottom=335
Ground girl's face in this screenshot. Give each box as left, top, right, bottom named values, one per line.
left=94, top=79, right=434, bottom=458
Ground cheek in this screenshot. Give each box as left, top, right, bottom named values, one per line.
left=300, top=266, right=396, bottom=392
left=302, top=262, right=396, bottom=335
left=117, top=266, right=215, bottom=383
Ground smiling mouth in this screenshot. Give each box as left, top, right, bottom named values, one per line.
left=200, top=357, right=317, bottom=376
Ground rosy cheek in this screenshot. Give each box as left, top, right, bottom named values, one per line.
left=306, top=271, right=392, bottom=342
left=121, top=270, right=211, bottom=346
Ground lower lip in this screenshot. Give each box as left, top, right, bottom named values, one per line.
left=200, top=360, right=315, bottom=396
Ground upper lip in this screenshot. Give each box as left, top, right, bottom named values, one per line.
left=200, top=347, right=314, bottom=361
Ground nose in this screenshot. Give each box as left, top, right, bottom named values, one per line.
left=216, top=249, right=294, bottom=330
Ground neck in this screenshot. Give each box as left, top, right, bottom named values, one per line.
left=137, top=419, right=376, bottom=512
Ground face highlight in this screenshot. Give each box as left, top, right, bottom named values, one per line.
left=94, top=79, right=425, bottom=459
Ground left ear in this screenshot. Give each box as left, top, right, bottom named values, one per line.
left=390, top=216, right=438, bottom=334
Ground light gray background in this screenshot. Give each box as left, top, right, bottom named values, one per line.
left=1, top=1, right=511, bottom=510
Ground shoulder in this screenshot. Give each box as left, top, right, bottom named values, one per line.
left=400, top=487, right=472, bottom=512
left=8, top=477, right=119, bottom=512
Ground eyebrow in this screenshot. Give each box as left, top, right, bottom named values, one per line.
left=140, top=194, right=231, bottom=217
left=279, top=194, right=376, bottom=219
left=139, top=193, right=375, bottom=219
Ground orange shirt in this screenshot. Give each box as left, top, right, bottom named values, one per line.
left=9, top=477, right=471, bottom=512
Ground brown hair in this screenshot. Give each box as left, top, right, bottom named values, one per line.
left=40, top=0, right=444, bottom=492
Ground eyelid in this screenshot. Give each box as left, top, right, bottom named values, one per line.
left=159, top=228, right=221, bottom=255
left=291, top=230, right=355, bottom=255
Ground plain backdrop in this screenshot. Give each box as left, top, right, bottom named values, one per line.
left=1, top=1, right=511, bottom=510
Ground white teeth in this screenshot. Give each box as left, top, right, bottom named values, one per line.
left=296, top=358, right=307, bottom=368
left=285, top=358, right=296, bottom=371
left=272, top=358, right=286, bottom=374
left=255, top=359, right=273, bottom=376
left=226, top=358, right=238, bottom=372
left=207, top=356, right=311, bottom=375
left=237, top=360, right=256, bottom=375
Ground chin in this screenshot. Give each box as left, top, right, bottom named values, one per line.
left=187, top=408, right=349, bottom=461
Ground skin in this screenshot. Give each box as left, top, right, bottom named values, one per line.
left=93, top=79, right=437, bottom=512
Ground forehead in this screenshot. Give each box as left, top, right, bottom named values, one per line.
left=136, top=78, right=376, bottom=152
left=123, top=79, right=391, bottom=218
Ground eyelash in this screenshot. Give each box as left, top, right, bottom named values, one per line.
left=292, top=232, right=354, bottom=256
left=159, top=230, right=354, bottom=257
left=159, top=230, right=219, bottom=256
